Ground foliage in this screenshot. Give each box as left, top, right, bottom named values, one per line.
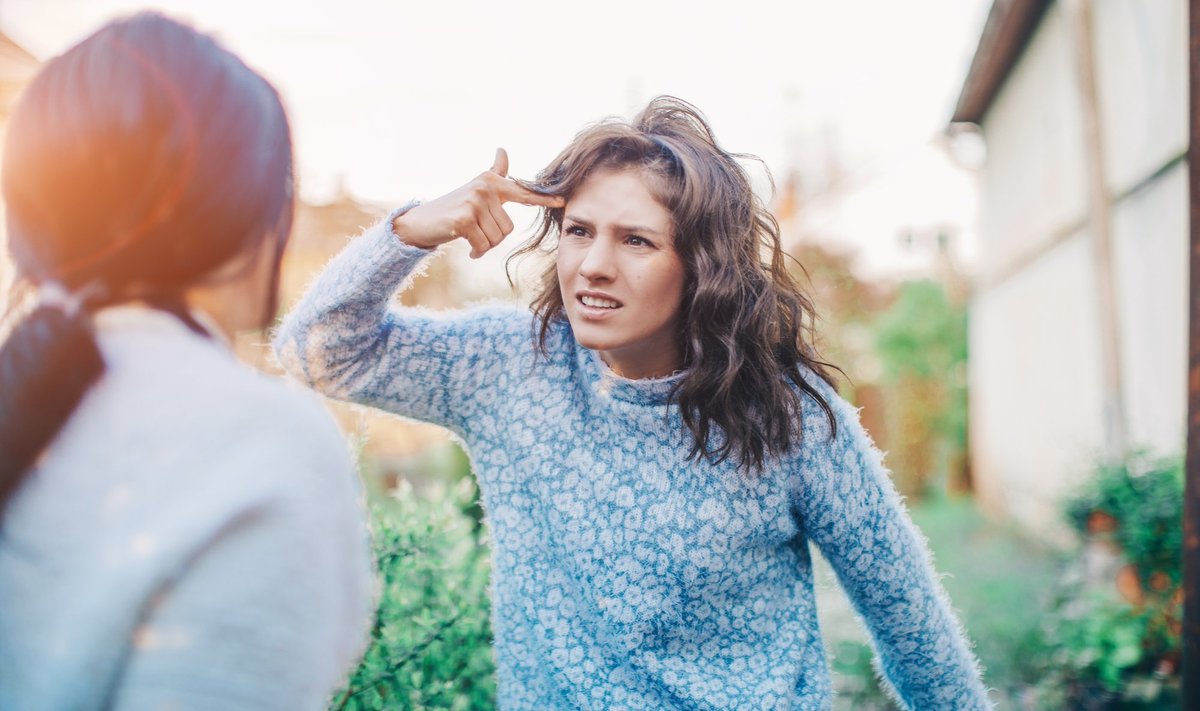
left=822, top=457, right=1183, bottom=709
left=1030, top=453, right=1183, bottom=709
left=785, top=250, right=972, bottom=497
left=1063, top=454, right=1184, bottom=590
left=872, top=280, right=968, bottom=495
left=787, top=242, right=889, bottom=379
left=332, top=477, right=495, bottom=711
left=1035, top=592, right=1179, bottom=709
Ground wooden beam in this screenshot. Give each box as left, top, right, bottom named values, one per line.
left=1063, top=0, right=1126, bottom=459
left=1184, top=0, right=1200, bottom=703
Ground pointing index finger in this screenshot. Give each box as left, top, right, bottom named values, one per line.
left=495, top=178, right=565, bottom=208
left=491, top=148, right=509, bottom=178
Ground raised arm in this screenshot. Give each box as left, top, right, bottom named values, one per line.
left=273, top=150, right=563, bottom=432
left=791, top=380, right=992, bottom=710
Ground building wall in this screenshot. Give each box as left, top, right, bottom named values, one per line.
left=1095, top=0, right=1188, bottom=455
left=969, top=0, right=1187, bottom=534
left=977, top=2, right=1088, bottom=286
left=970, top=229, right=1106, bottom=533
left=1111, top=162, right=1187, bottom=455
left=1093, top=0, right=1187, bottom=198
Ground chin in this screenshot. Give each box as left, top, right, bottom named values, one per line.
left=566, top=319, right=622, bottom=352
left=571, top=331, right=613, bottom=352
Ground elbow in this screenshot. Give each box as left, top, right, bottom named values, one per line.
left=271, top=319, right=315, bottom=386
left=270, top=315, right=375, bottom=400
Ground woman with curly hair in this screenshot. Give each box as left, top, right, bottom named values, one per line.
left=276, top=97, right=990, bottom=710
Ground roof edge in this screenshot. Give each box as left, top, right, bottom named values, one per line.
left=951, top=0, right=1053, bottom=125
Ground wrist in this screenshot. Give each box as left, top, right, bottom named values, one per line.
left=386, top=201, right=435, bottom=250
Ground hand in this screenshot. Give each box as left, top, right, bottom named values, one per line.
left=392, top=148, right=564, bottom=258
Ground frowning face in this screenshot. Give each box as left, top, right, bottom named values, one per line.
left=556, top=168, right=685, bottom=380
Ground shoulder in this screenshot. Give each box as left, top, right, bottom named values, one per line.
left=22, top=314, right=370, bottom=584
left=779, top=365, right=894, bottom=501
left=90, top=311, right=358, bottom=499
left=220, top=373, right=351, bottom=468
left=189, top=363, right=358, bottom=506
left=794, top=365, right=850, bottom=439
left=786, top=365, right=880, bottom=467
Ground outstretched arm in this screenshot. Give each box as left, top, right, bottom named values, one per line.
left=273, top=150, right=563, bottom=432
left=791, top=381, right=992, bottom=710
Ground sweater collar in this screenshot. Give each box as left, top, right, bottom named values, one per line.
left=576, top=345, right=686, bottom=407
left=93, top=305, right=231, bottom=350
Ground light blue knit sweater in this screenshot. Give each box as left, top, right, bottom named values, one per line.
left=275, top=216, right=992, bottom=710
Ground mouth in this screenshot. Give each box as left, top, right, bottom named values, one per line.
left=576, top=292, right=623, bottom=318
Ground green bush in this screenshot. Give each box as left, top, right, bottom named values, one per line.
left=1064, top=454, right=1184, bottom=591
left=1032, top=453, right=1183, bottom=709
left=872, top=280, right=968, bottom=496
left=331, top=477, right=495, bottom=711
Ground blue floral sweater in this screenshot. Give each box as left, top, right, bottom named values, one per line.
left=274, top=215, right=992, bottom=710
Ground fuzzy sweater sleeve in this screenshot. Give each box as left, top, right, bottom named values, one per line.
left=790, top=378, right=992, bottom=710
left=273, top=208, right=526, bottom=434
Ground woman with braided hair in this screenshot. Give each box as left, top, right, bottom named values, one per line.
left=0, top=13, right=372, bottom=709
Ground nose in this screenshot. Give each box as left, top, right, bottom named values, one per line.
left=577, top=235, right=616, bottom=282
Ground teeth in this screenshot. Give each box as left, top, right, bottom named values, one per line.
left=581, top=295, right=620, bottom=309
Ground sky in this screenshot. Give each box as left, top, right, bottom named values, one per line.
left=0, top=0, right=993, bottom=283
left=0, top=0, right=991, bottom=199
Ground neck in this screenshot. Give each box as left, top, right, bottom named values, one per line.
left=182, top=244, right=276, bottom=342
left=598, top=344, right=683, bottom=381
left=184, top=277, right=267, bottom=343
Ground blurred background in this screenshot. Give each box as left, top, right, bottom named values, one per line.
left=0, top=0, right=1185, bottom=708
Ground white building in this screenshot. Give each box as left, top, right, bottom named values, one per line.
left=953, top=0, right=1186, bottom=534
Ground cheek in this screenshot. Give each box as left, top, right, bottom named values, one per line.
left=555, top=253, right=573, bottom=289
left=653, top=262, right=686, bottom=307
left=637, top=261, right=686, bottom=323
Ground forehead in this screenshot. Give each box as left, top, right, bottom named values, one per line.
left=564, top=169, right=674, bottom=234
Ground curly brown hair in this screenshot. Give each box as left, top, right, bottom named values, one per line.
left=510, top=96, right=839, bottom=472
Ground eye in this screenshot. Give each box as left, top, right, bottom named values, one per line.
left=626, top=235, right=653, bottom=248
left=564, top=225, right=590, bottom=238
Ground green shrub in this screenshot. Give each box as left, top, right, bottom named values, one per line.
left=872, top=280, right=968, bottom=496
left=1064, top=454, right=1184, bottom=590
left=1032, top=453, right=1183, bottom=709
left=332, top=477, right=495, bottom=711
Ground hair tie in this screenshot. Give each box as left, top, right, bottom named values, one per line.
left=34, top=281, right=107, bottom=317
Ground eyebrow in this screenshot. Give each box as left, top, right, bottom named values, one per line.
left=563, top=214, right=667, bottom=237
